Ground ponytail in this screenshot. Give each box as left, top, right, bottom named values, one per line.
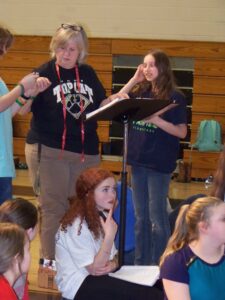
left=160, top=196, right=223, bottom=266
left=160, top=204, right=189, bottom=266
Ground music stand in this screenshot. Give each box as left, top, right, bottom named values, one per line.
left=85, top=98, right=176, bottom=267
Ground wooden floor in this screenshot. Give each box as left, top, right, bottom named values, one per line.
left=12, top=169, right=208, bottom=297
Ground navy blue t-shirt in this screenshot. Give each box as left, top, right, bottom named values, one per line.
left=27, top=60, right=106, bottom=155
left=127, top=90, right=187, bottom=173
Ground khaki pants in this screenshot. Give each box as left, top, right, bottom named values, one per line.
left=25, top=143, right=100, bottom=259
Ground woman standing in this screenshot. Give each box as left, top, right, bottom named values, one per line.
left=119, top=49, right=187, bottom=265
left=25, top=23, right=110, bottom=260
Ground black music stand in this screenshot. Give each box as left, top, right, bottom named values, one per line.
left=85, top=98, right=176, bottom=267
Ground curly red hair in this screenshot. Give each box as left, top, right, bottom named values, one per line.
left=60, top=168, right=116, bottom=239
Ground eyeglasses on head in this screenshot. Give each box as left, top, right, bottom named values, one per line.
left=61, top=24, right=83, bottom=32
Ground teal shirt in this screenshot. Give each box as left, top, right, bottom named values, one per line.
left=189, top=255, right=225, bottom=299
left=0, top=79, right=15, bottom=178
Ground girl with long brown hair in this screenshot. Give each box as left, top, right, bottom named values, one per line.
left=55, top=167, right=163, bottom=300
left=119, top=49, right=187, bottom=265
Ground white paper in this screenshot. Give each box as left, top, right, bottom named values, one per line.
left=109, top=265, right=160, bottom=286
left=85, top=97, right=123, bottom=120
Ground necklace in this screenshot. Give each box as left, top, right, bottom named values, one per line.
left=55, top=63, right=85, bottom=161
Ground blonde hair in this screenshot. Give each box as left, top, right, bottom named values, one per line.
left=160, top=196, right=223, bottom=266
left=0, top=223, right=26, bottom=274
left=49, top=23, right=88, bottom=64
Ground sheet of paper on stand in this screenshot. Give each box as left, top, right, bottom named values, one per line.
left=85, top=98, right=176, bottom=122
left=109, top=265, right=160, bottom=286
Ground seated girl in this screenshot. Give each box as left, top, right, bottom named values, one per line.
left=0, top=198, right=38, bottom=299
left=55, top=167, right=163, bottom=300
left=160, top=196, right=225, bottom=300
left=0, top=222, right=31, bottom=300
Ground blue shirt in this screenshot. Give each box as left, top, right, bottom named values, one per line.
left=0, top=80, right=15, bottom=178
left=127, top=90, right=187, bottom=173
left=160, top=246, right=225, bottom=300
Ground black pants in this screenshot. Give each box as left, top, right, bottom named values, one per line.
left=73, top=275, right=164, bottom=300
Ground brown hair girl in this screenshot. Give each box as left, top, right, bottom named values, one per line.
left=131, top=49, right=179, bottom=100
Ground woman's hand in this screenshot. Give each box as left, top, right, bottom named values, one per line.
left=100, top=92, right=129, bottom=107
left=23, top=77, right=51, bottom=98
left=36, top=77, right=51, bottom=93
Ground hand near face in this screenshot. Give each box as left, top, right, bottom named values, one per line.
left=133, top=64, right=146, bottom=83
left=100, top=208, right=118, bottom=240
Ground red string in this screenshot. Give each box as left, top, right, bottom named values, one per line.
left=55, top=63, right=85, bottom=161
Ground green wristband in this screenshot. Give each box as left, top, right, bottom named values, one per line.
left=18, top=83, right=25, bottom=96
left=16, top=99, right=24, bottom=107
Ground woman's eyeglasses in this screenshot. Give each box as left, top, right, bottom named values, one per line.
left=61, top=24, right=83, bottom=32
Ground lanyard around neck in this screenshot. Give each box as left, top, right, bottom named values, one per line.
left=55, top=63, right=85, bottom=161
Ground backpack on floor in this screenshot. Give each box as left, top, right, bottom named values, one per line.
left=193, top=120, right=223, bottom=152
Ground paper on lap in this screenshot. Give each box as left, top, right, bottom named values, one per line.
left=109, top=265, right=160, bottom=286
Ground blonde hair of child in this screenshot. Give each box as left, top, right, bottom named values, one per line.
left=160, top=196, right=223, bottom=266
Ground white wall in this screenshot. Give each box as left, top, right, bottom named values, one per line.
left=1, top=0, right=225, bottom=41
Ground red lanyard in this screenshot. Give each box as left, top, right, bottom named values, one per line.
left=55, top=63, right=85, bottom=161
